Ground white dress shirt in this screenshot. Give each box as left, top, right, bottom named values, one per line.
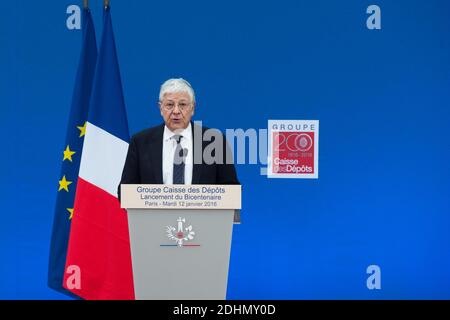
left=162, top=123, right=193, bottom=185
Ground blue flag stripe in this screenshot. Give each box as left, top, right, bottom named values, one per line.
left=87, top=7, right=130, bottom=143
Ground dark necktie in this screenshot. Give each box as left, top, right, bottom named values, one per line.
left=172, top=135, right=185, bottom=184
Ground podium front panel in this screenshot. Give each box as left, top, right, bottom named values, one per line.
left=127, top=208, right=234, bottom=300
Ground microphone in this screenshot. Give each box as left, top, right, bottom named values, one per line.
left=179, top=148, right=188, bottom=158
left=174, top=148, right=188, bottom=165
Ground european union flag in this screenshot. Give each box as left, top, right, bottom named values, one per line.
left=48, top=8, right=97, bottom=297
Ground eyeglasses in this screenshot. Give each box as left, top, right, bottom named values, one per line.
left=160, top=101, right=192, bottom=112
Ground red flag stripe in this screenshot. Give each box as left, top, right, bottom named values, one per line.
left=63, top=177, right=135, bottom=300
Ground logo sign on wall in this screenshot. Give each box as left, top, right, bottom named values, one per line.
left=268, top=120, right=319, bottom=179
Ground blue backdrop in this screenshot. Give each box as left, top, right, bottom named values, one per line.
left=1, top=0, right=449, bottom=299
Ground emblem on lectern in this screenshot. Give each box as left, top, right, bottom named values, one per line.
left=166, top=217, right=196, bottom=247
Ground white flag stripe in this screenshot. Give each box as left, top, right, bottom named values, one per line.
left=79, top=122, right=129, bottom=197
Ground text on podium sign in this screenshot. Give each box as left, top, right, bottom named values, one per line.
left=120, top=184, right=241, bottom=210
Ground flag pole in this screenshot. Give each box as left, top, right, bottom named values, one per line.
left=83, top=0, right=88, bottom=9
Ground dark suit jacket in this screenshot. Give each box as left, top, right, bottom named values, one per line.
left=118, top=122, right=239, bottom=199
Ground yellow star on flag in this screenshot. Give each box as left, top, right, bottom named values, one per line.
left=58, top=175, right=72, bottom=192
left=77, top=122, right=87, bottom=138
left=67, top=208, right=74, bottom=220
left=63, top=145, right=76, bottom=162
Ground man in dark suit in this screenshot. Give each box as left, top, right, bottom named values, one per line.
left=118, top=78, right=239, bottom=199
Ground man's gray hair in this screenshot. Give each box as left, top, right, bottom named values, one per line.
left=159, top=78, right=196, bottom=103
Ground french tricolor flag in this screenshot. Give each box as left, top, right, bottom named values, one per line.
left=63, top=6, right=135, bottom=300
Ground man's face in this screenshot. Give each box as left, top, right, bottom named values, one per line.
left=159, top=91, right=195, bottom=132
